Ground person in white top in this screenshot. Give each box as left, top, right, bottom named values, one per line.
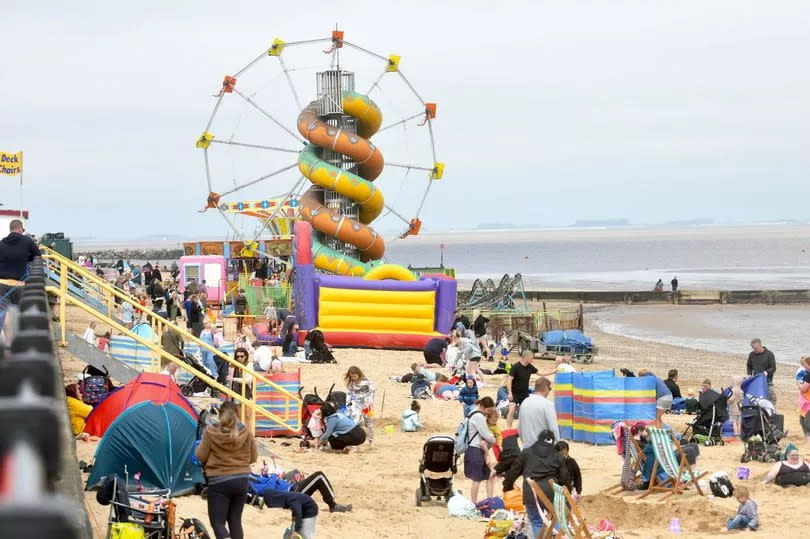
left=518, top=377, right=560, bottom=447
left=160, top=362, right=179, bottom=383
left=83, top=321, right=97, bottom=345
left=538, top=356, right=577, bottom=377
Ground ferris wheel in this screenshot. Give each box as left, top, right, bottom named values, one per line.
left=196, top=29, right=444, bottom=276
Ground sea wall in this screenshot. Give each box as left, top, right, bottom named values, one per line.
left=502, top=290, right=810, bottom=305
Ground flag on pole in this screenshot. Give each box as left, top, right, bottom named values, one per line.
left=0, top=151, right=22, bottom=176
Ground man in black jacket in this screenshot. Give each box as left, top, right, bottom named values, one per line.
left=747, top=338, right=777, bottom=404
left=0, top=219, right=41, bottom=306
left=503, top=429, right=570, bottom=538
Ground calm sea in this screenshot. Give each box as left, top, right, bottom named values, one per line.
left=385, top=224, right=810, bottom=291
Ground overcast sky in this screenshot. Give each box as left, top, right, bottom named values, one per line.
left=1, top=1, right=808, bottom=240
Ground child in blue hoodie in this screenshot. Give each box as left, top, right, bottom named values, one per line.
left=458, top=376, right=479, bottom=417
left=401, top=400, right=424, bottom=432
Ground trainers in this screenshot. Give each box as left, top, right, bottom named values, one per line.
left=330, top=503, right=352, bottom=513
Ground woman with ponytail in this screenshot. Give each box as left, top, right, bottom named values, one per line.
left=196, top=401, right=258, bottom=539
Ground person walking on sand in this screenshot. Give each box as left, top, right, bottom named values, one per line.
left=195, top=401, right=257, bottom=539
left=506, top=349, right=538, bottom=428
left=671, top=276, right=678, bottom=292
left=518, top=377, right=559, bottom=447
left=747, top=338, right=777, bottom=404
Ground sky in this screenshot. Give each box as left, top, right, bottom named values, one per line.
left=1, top=1, right=808, bottom=240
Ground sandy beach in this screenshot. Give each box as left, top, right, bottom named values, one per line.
left=60, top=306, right=808, bottom=539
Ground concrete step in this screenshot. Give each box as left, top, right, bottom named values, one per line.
left=60, top=330, right=140, bottom=384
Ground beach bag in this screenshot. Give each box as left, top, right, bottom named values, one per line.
left=447, top=492, right=477, bottom=518
left=484, top=509, right=514, bottom=539
left=110, top=523, right=145, bottom=539
left=503, top=487, right=525, bottom=513
left=80, top=365, right=111, bottom=405
left=709, top=472, right=734, bottom=498
left=454, top=410, right=484, bottom=454
left=476, top=496, right=505, bottom=518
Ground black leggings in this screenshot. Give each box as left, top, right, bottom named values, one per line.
left=424, top=351, right=443, bottom=365
left=207, top=476, right=249, bottom=539
left=328, top=425, right=366, bottom=450
left=292, top=471, right=338, bottom=508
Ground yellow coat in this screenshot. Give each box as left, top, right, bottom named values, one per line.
left=67, top=396, right=93, bottom=435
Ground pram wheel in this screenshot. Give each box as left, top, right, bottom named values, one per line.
left=704, top=439, right=714, bottom=447
left=415, top=488, right=422, bottom=507
left=181, top=385, right=193, bottom=397
left=740, top=453, right=750, bottom=463
left=200, top=486, right=208, bottom=499
left=718, top=439, right=725, bottom=446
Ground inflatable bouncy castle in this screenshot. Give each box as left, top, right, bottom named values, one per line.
left=293, top=221, right=455, bottom=349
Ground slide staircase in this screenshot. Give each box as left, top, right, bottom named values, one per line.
left=40, top=246, right=301, bottom=434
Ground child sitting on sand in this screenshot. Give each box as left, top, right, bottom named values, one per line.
left=401, top=400, right=423, bottom=432
left=458, top=376, right=479, bottom=417
left=684, top=389, right=700, bottom=414
left=726, top=484, right=759, bottom=531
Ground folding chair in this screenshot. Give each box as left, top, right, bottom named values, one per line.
left=526, top=478, right=557, bottom=539
left=549, top=480, right=592, bottom=539
left=638, top=427, right=707, bottom=501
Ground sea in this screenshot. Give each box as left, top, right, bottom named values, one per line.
left=78, top=223, right=810, bottom=362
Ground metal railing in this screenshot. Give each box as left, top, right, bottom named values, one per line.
left=40, top=246, right=301, bottom=433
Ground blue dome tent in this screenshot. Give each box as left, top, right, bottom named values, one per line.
left=86, top=401, right=203, bottom=495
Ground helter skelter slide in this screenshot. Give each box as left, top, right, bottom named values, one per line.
left=197, top=29, right=444, bottom=276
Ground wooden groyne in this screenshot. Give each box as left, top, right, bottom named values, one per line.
left=518, top=289, right=810, bottom=305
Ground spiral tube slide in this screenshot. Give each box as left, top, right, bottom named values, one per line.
left=296, top=91, right=387, bottom=276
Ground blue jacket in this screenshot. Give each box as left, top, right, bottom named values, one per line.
left=458, top=385, right=479, bottom=405
left=401, top=410, right=423, bottom=432
left=320, top=412, right=356, bottom=443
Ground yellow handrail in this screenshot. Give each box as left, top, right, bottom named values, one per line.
left=41, top=248, right=301, bottom=431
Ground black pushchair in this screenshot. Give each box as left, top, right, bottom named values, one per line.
left=682, top=388, right=729, bottom=446
left=306, top=329, right=336, bottom=364
left=739, top=373, right=784, bottom=463
left=740, top=401, right=784, bottom=463
left=179, top=352, right=215, bottom=397
left=415, top=435, right=458, bottom=506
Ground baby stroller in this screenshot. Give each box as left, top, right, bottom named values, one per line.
left=306, top=329, right=336, bottom=364
left=179, top=352, right=215, bottom=397
left=682, top=388, right=728, bottom=446
left=415, top=435, right=458, bottom=506
left=739, top=374, right=784, bottom=463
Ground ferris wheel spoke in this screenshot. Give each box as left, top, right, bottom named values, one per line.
left=377, top=111, right=427, bottom=133
left=231, top=87, right=306, bottom=144
left=216, top=207, right=244, bottom=237
left=276, top=56, right=304, bottom=111
left=219, top=163, right=298, bottom=198
left=386, top=162, right=435, bottom=172
left=382, top=203, right=411, bottom=225
left=210, top=139, right=300, bottom=154
left=366, top=69, right=388, bottom=96
left=249, top=175, right=306, bottom=243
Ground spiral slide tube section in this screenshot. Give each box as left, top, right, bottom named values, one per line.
left=297, top=91, right=387, bottom=276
